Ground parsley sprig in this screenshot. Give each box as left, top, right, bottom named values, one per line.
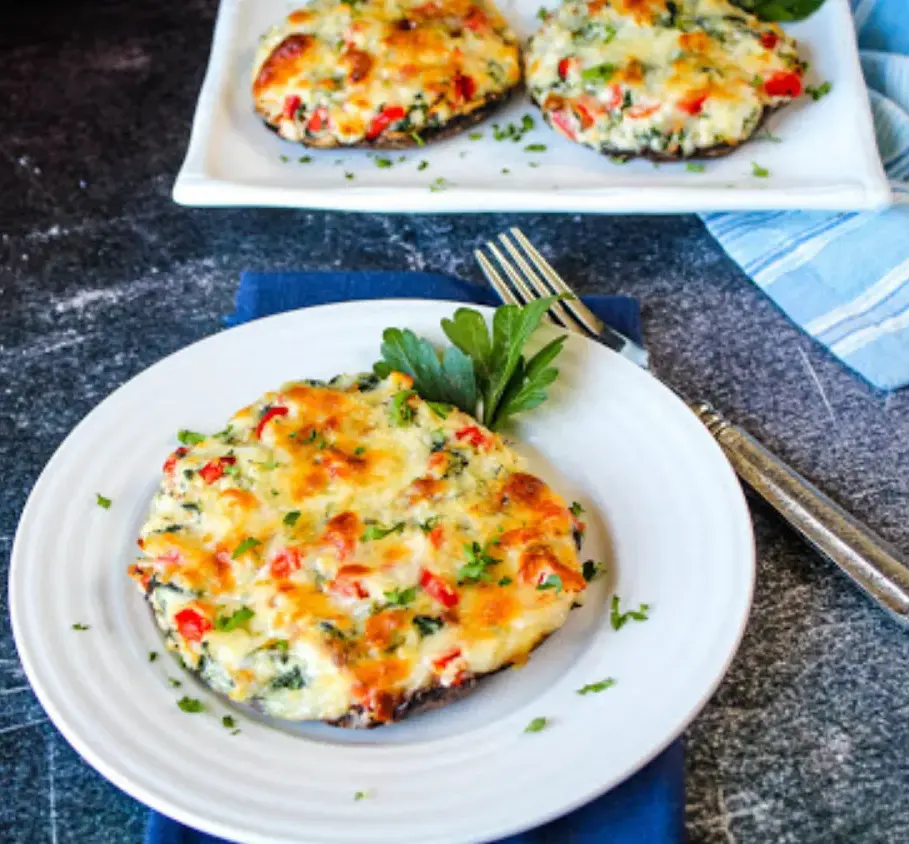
left=610, top=596, right=650, bottom=630
left=458, top=541, right=501, bottom=584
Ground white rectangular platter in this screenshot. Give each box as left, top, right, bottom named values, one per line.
left=172, top=0, right=891, bottom=213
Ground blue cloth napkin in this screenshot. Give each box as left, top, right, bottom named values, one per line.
left=701, top=0, right=909, bottom=390
left=147, top=270, right=684, bottom=844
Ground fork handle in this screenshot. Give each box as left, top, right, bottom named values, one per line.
left=691, top=401, right=909, bottom=627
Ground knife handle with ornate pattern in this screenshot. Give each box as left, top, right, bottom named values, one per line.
left=691, top=401, right=909, bottom=627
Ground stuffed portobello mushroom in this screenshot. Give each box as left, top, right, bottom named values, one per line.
left=525, top=0, right=805, bottom=160
left=129, top=373, right=591, bottom=727
left=252, top=0, right=522, bottom=148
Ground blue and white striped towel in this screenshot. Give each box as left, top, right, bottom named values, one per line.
left=702, top=0, right=909, bottom=390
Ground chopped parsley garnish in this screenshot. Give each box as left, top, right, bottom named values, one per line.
left=582, top=560, right=603, bottom=582
left=418, top=160, right=429, bottom=171
left=318, top=622, right=345, bottom=640
left=577, top=678, right=617, bottom=695
left=411, top=131, right=425, bottom=146
left=374, top=157, right=393, bottom=168
left=353, top=446, right=366, bottom=455
left=413, top=615, right=444, bottom=637
left=384, top=585, right=417, bottom=607
left=502, top=168, right=510, bottom=174
left=427, top=401, right=452, bottom=419
left=610, top=595, right=650, bottom=630
left=524, top=143, right=547, bottom=152
left=756, top=128, right=782, bottom=142
left=214, top=606, right=254, bottom=632
left=354, top=791, right=368, bottom=801
left=569, top=501, right=584, bottom=518
left=362, top=521, right=405, bottom=542
left=806, top=81, right=831, bottom=101
left=492, top=115, right=534, bottom=142
left=345, top=172, right=355, bottom=180
left=177, top=697, right=205, bottom=713
left=580, top=63, right=616, bottom=83
left=525, top=716, right=548, bottom=733
left=458, top=541, right=500, bottom=584
left=389, top=389, right=417, bottom=426
left=419, top=516, right=440, bottom=534
left=72, top=623, right=90, bottom=631
left=299, top=155, right=312, bottom=163
left=232, top=537, right=261, bottom=559
left=429, top=177, right=453, bottom=192
left=468, top=131, right=483, bottom=140
left=272, top=638, right=291, bottom=650
left=283, top=510, right=301, bottom=527
left=279, top=155, right=289, bottom=163
left=149, top=651, right=159, bottom=662
left=536, top=6, right=548, bottom=19
left=537, top=574, right=563, bottom=593
left=95, top=494, right=111, bottom=510
left=610, top=156, right=629, bottom=165
left=686, top=162, right=706, bottom=173
left=498, top=576, right=513, bottom=587
left=167, top=677, right=182, bottom=688
left=222, top=715, right=237, bottom=729
left=177, top=429, right=206, bottom=445
left=751, top=162, right=770, bottom=178
left=751, top=74, right=763, bottom=87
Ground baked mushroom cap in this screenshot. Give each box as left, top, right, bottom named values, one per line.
left=130, top=373, right=589, bottom=727
left=252, top=0, right=522, bottom=148
left=525, top=0, right=805, bottom=160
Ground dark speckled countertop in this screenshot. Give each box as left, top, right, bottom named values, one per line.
left=2, top=1, right=909, bottom=842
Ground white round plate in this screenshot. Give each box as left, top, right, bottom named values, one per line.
left=11, top=300, right=754, bottom=844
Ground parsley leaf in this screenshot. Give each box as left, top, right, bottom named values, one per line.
left=222, top=715, right=237, bottom=729
left=384, top=586, right=417, bottom=607
left=610, top=595, right=650, bottom=630
left=577, top=678, right=617, bottom=695
left=524, top=143, right=547, bottom=152
left=536, top=6, right=548, bottom=19
left=149, top=651, right=159, bottom=662
left=389, top=389, right=417, bottom=426
left=525, top=716, right=548, bottom=733
left=441, top=299, right=566, bottom=429
left=751, top=162, right=770, bottom=178
left=361, top=521, right=405, bottom=542
left=429, top=177, right=453, bottom=192
left=458, top=541, right=500, bottom=584
left=468, top=131, right=483, bottom=140
left=232, top=537, right=261, bottom=559
left=686, top=162, right=706, bottom=173
left=806, top=81, right=831, bottom=100
left=732, top=0, right=826, bottom=23
left=177, top=429, right=206, bottom=446
left=72, top=623, right=90, bottom=631
left=376, top=328, right=477, bottom=412
left=167, top=677, right=182, bottom=688
left=498, top=576, right=513, bottom=587
left=413, top=615, right=444, bottom=637
left=354, top=791, right=368, bottom=801
left=214, top=606, right=254, bottom=632
left=283, top=510, right=301, bottom=527
left=537, top=574, right=563, bottom=592
left=177, top=697, right=205, bottom=713
left=96, top=493, right=112, bottom=509
left=417, top=160, right=429, bottom=171
left=374, top=157, right=393, bottom=168
left=569, top=501, right=584, bottom=517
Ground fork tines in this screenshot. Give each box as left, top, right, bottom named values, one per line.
left=474, top=228, right=605, bottom=337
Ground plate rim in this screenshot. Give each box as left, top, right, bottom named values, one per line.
left=10, top=298, right=757, bottom=843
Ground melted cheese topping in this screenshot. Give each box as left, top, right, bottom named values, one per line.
left=130, top=373, right=587, bottom=724
left=252, top=0, right=521, bottom=147
left=526, top=0, right=804, bottom=157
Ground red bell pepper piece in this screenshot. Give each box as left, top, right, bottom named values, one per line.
left=366, top=106, right=406, bottom=140
left=175, top=608, right=212, bottom=642
left=420, top=568, right=459, bottom=608
left=255, top=405, right=288, bottom=439
left=764, top=71, right=802, bottom=98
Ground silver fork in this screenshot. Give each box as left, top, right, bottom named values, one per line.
left=476, top=227, right=909, bottom=628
